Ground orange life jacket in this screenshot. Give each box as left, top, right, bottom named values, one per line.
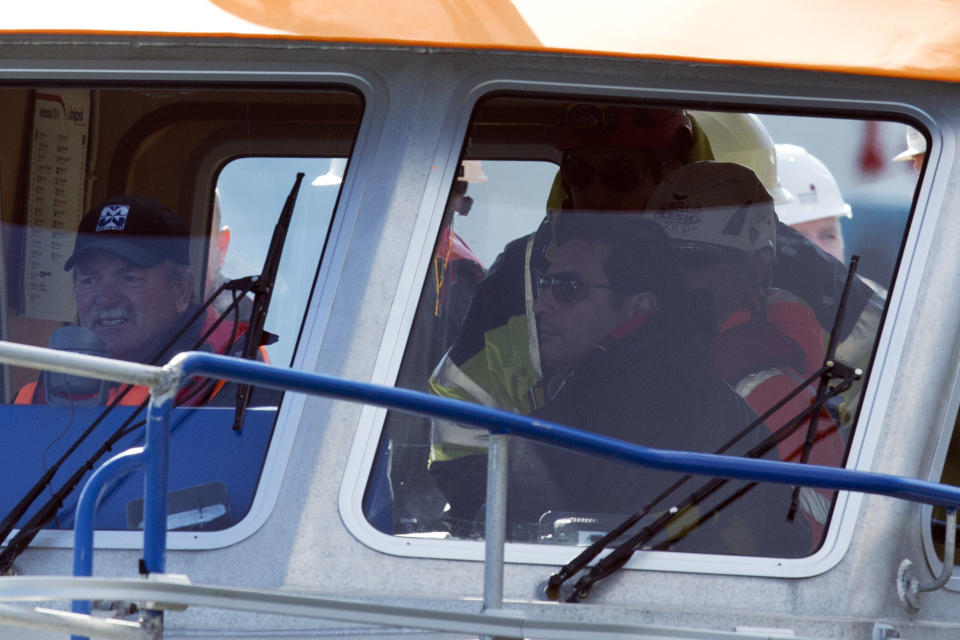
left=14, top=311, right=266, bottom=406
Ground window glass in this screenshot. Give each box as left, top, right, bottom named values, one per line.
left=366, top=95, right=920, bottom=558
left=215, top=156, right=344, bottom=368
left=0, top=86, right=361, bottom=538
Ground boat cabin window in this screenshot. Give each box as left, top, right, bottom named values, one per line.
left=0, top=86, right=361, bottom=540
left=365, top=94, right=921, bottom=559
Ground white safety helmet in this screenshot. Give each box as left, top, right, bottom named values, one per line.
left=892, top=126, right=927, bottom=162
left=458, top=159, right=488, bottom=183
left=645, top=161, right=777, bottom=254
left=689, top=111, right=793, bottom=205
left=774, top=144, right=852, bottom=226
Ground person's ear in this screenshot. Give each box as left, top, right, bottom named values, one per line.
left=625, top=292, right=657, bottom=317
left=172, top=269, right=194, bottom=314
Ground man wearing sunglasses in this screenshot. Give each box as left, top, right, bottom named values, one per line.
left=503, top=213, right=811, bottom=554
left=531, top=214, right=681, bottom=395
left=554, top=105, right=709, bottom=212
left=426, top=104, right=716, bottom=528
left=428, top=107, right=706, bottom=413
left=426, top=104, right=713, bottom=533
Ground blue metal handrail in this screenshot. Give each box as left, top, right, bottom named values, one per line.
left=177, top=352, right=960, bottom=505
left=65, top=349, right=960, bottom=634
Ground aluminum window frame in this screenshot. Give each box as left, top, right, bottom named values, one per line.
left=0, top=61, right=386, bottom=552
left=914, top=112, right=960, bottom=586
left=339, top=69, right=947, bottom=578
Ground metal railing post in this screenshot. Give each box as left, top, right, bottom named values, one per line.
left=140, top=394, right=174, bottom=637
left=70, top=449, right=145, bottom=640
left=68, top=377, right=176, bottom=640
left=483, top=434, right=509, bottom=612
left=142, top=394, right=173, bottom=575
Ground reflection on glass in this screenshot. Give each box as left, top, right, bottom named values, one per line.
left=368, top=97, right=920, bottom=559
left=0, top=86, right=361, bottom=539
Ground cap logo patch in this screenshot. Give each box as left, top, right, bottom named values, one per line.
left=96, top=204, right=129, bottom=232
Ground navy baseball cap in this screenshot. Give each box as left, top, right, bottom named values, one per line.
left=64, top=195, right=191, bottom=271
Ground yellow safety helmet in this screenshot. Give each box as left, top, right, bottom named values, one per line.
left=688, top=111, right=793, bottom=205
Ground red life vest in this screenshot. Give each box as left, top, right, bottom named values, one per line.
left=709, top=291, right=845, bottom=549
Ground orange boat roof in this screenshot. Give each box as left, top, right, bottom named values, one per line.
left=6, top=0, right=960, bottom=84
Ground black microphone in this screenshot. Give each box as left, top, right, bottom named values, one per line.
left=44, top=326, right=110, bottom=406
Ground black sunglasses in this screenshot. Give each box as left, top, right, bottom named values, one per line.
left=561, top=155, right=650, bottom=193
left=536, top=274, right=615, bottom=304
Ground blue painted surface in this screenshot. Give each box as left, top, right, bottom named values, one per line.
left=72, top=446, right=144, bottom=627
left=0, top=404, right=276, bottom=531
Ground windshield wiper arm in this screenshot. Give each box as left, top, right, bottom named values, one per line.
left=558, top=371, right=855, bottom=602
left=544, top=364, right=828, bottom=599
left=232, top=172, right=303, bottom=431
left=547, top=256, right=864, bottom=602
left=787, top=256, right=860, bottom=520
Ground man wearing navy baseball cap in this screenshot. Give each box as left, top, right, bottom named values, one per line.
left=16, top=194, right=278, bottom=407
left=64, top=194, right=195, bottom=363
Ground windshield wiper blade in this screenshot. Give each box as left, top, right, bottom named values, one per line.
left=232, top=172, right=303, bottom=431
left=544, top=364, right=827, bottom=599
left=787, top=256, right=860, bottom=520
left=560, top=374, right=855, bottom=602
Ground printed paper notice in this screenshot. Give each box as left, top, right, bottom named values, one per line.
left=22, top=90, right=90, bottom=321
